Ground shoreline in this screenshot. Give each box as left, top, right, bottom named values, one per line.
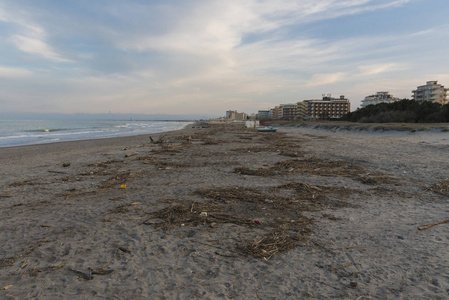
left=1, top=122, right=448, bottom=298
left=0, top=124, right=198, bottom=181
left=0, top=120, right=194, bottom=149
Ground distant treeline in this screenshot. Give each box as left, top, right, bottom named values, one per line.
left=342, top=100, right=449, bottom=123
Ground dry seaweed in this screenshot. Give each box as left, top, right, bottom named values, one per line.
left=151, top=143, right=191, bottom=154
left=426, top=181, right=449, bottom=197
left=201, top=137, right=224, bottom=145
left=238, top=229, right=308, bottom=260
left=235, top=157, right=365, bottom=178
left=87, top=160, right=123, bottom=168
left=0, top=257, right=17, bottom=268
left=357, top=174, right=401, bottom=185
left=0, top=192, right=12, bottom=198
left=10, top=180, right=40, bottom=187
left=232, top=133, right=303, bottom=158
left=100, top=171, right=134, bottom=190
left=145, top=182, right=356, bottom=259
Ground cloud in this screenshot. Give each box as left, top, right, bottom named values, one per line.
left=0, top=0, right=442, bottom=115
left=304, top=72, right=345, bottom=87
left=0, top=3, right=69, bottom=62
left=11, top=35, right=69, bottom=62
left=0, top=66, right=32, bottom=78
left=358, top=63, right=403, bottom=76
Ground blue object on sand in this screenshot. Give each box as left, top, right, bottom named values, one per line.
left=257, top=126, right=278, bottom=132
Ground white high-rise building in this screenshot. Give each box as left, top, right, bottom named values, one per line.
left=412, top=81, right=448, bottom=105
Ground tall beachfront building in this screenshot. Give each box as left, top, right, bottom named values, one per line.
left=412, top=81, right=448, bottom=105
left=301, top=94, right=350, bottom=119
left=360, top=92, right=400, bottom=108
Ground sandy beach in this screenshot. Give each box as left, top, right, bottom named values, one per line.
left=0, top=122, right=448, bottom=299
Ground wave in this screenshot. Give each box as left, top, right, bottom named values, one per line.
left=27, top=128, right=67, bottom=133
left=0, top=120, right=193, bottom=148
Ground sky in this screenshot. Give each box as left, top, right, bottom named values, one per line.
left=0, top=0, right=449, bottom=117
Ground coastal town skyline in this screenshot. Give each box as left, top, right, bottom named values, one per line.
left=1, top=1, right=449, bottom=117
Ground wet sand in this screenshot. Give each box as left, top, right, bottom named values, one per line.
left=0, top=122, right=448, bottom=299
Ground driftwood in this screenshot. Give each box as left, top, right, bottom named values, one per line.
left=418, top=219, right=449, bottom=230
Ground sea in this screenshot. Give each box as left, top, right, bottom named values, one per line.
left=0, top=119, right=193, bottom=148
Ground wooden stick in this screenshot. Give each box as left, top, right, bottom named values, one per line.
left=418, top=219, right=449, bottom=230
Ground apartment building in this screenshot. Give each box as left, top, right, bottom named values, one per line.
left=297, top=101, right=308, bottom=119
left=361, top=92, right=400, bottom=108
left=282, top=104, right=298, bottom=120
left=412, top=81, right=448, bottom=105
left=302, top=95, right=350, bottom=119
left=277, top=105, right=284, bottom=119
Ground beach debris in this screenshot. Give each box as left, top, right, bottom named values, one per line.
left=118, top=247, right=131, bottom=254
left=120, top=184, right=127, bottom=189
left=68, top=267, right=93, bottom=280
left=91, top=268, right=114, bottom=275
left=239, top=229, right=302, bottom=260
left=1, top=285, right=13, bottom=291
left=125, top=152, right=138, bottom=158
left=426, top=181, right=449, bottom=197
left=199, top=212, right=208, bottom=217
left=310, top=240, right=337, bottom=255
left=0, top=257, right=17, bottom=268
left=21, top=261, right=28, bottom=269
left=418, top=219, right=449, bottom=230
left=103, top=216, right=115, bottom=222
left=48, top=170, right=67, bottom=174
left=0, top=192, right=12, bottom=198
left=109, top=203, right=138, bottom=214
left=235, top=157, right=365, bottom=178
left=141, top=183, right=355, bottom=259
left=150, top=134, right=165, bottom=144
left=50, top=264, right=66, bottom=270
left=328, top=262, right=352, bottom=271
left=345, top=252, right=360, bottom=270
left=357, top=174, right=401, bottom=185
left=100, top=171, right=133, bottom=190
left=28, top=268, right=42, bottom=277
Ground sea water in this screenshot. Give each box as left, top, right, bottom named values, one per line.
left=0, top=119, right=193, bottom=148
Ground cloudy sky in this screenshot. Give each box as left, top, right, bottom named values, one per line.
left=0, top=0, right=448, bottom=117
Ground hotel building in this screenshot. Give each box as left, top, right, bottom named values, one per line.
left=361, top=92, right=400, bottom=108
left=412, top=81, right=448, bottom=105
left=301, top=95, right=350, bottom=119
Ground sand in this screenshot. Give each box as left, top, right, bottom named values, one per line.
left=0, top=122, right=448, bottom=299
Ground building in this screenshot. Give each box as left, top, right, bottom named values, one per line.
left=269, top=106, right=280, bottom=119
left=297, top=101, right=308, bottom=119
left=301, top=94, right=350, bottom=119
left=225, top=110, right=247, bottom=120
left=277, top=105, right=284, bottom=119
left=257, top=110, right=270, bottom=120
left=282, top=104, right=298, bottom=120
left=412, top=81, right=448, bottom=105
left=360, top=92, right=400, bottom=108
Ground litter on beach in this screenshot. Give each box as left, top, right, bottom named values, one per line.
left=257, top=126, right=278, bottom=132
